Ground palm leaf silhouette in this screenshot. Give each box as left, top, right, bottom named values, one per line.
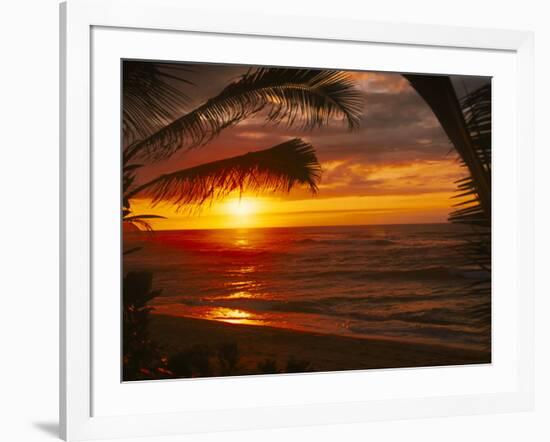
left=126, top=138, right=321, bottom=209
left=123, top=61, right=194, bottom=144
left=405, top=76, right=491, bottom=272
left=404, top=75, right=491, bottom=221
left=405, top=76, right=491, bottom=346
left=450, top=84, right=491, bottom=283
left=449, top=84, right=491, bottom=228
left=123, top=214, right=167, bottom=232
left=124, top=67, right=363, bottom=162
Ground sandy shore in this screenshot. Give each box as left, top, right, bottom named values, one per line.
left=149, top=313, right=490, bottom=376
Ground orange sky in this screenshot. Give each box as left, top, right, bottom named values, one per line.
left=126, top=66, right=485, bottom=231
left=131, top=190, right=461, bottom=230
left=130, top=156, right=466, bottom=230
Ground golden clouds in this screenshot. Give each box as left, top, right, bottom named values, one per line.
left=319, top=157, right=464, bottom=197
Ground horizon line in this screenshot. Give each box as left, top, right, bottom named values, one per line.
left=125, top=221, right=453, bottom=233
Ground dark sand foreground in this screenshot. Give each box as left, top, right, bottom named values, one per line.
left=150, top=314, right=490, bottom=376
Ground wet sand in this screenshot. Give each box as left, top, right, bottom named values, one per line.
left=150, top=313, right=490, bottom=376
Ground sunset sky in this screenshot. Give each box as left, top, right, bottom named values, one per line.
left=128, top=64, right=490, bottom=230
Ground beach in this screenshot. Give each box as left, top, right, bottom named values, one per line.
left=150, top=313, right=490, bottom=377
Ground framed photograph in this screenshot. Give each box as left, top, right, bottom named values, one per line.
left=60, top=0, right=534, bottom=440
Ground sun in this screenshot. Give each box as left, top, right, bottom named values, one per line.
left=223, top=198, right=264, bottom=227
left=227, top=199, right=257, bottom=218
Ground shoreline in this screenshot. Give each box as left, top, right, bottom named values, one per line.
left=150, top=313, right=491, bottom=376
left=125, top=222, right=458, bottom=234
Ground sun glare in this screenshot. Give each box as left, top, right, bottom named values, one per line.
left=226, top=198, right=259, bottom=219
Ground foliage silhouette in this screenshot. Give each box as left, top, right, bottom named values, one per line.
left=285, top=356, right=313, bottom=373
left=404, top=75, right=491, bottom=220
left=217, top=342, right=241, bottom=376
left=123, top=61, right=193, bottom=145
left=168, top=344, right=213, bottom=378
left=126, top=138, right=321, bottom=209
left=121, top=62, right=361, bottom=377
left=122, top=62, right=362, bottom=230
left=122, top=271, right=171, bottom=381
left=124, top=66, right=362, bottom=162
left=257, top=358, right=279, bottom=375
left=405, top=77, right=491, bottom=347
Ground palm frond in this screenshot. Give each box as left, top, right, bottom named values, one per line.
left=448, top=83, right=492, bottom=290
left=406, top=76, right=491, bottom=333
left=123, top=61, right=194, bottom=145
left=448, top=82, right=492, bottom=324
left=448, top=83, right=492, bottom=229
left=460, top=84, right=491, bottom=173
left=123, top=213, right=166, bottom=232
left=123, top=162, right=145, bottom=209
left=125, top=68, right=363, bottom=162
left=404, top=75, right=491, bottom=220
left=126, top=138, right=321, bottom=209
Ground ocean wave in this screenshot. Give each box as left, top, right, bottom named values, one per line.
left=171, top=293, right=480, bottom=320
left=288, top=266, right=476, bottom=282
left=347, top=322, right=490, bottom=347
left=132, top=224, right=490, bottom=350
left=295, top=238, right=397, bottom=246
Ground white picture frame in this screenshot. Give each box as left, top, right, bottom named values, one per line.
left=60, top=0, right=534, bottom=440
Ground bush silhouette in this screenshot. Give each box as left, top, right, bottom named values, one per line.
left=217, top=342, right=241, bottom=376
left=122, top=271, right=169, bottom=380
left=257, top=358, right=279, bottom=374
left=168, top=344, right=212, bottom=378
left=285, top=356, right=312, bottom=373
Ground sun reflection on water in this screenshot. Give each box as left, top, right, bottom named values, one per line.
left=221, top=264, right=262, bottom=299
left=153, top=229, right=273, bottom=326
left=203, top=307, right=264, bottom=325
left=224, top=291, right=255, bottom=299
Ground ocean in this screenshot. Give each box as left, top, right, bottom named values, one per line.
left=123, top=223, right=491, bottom=351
